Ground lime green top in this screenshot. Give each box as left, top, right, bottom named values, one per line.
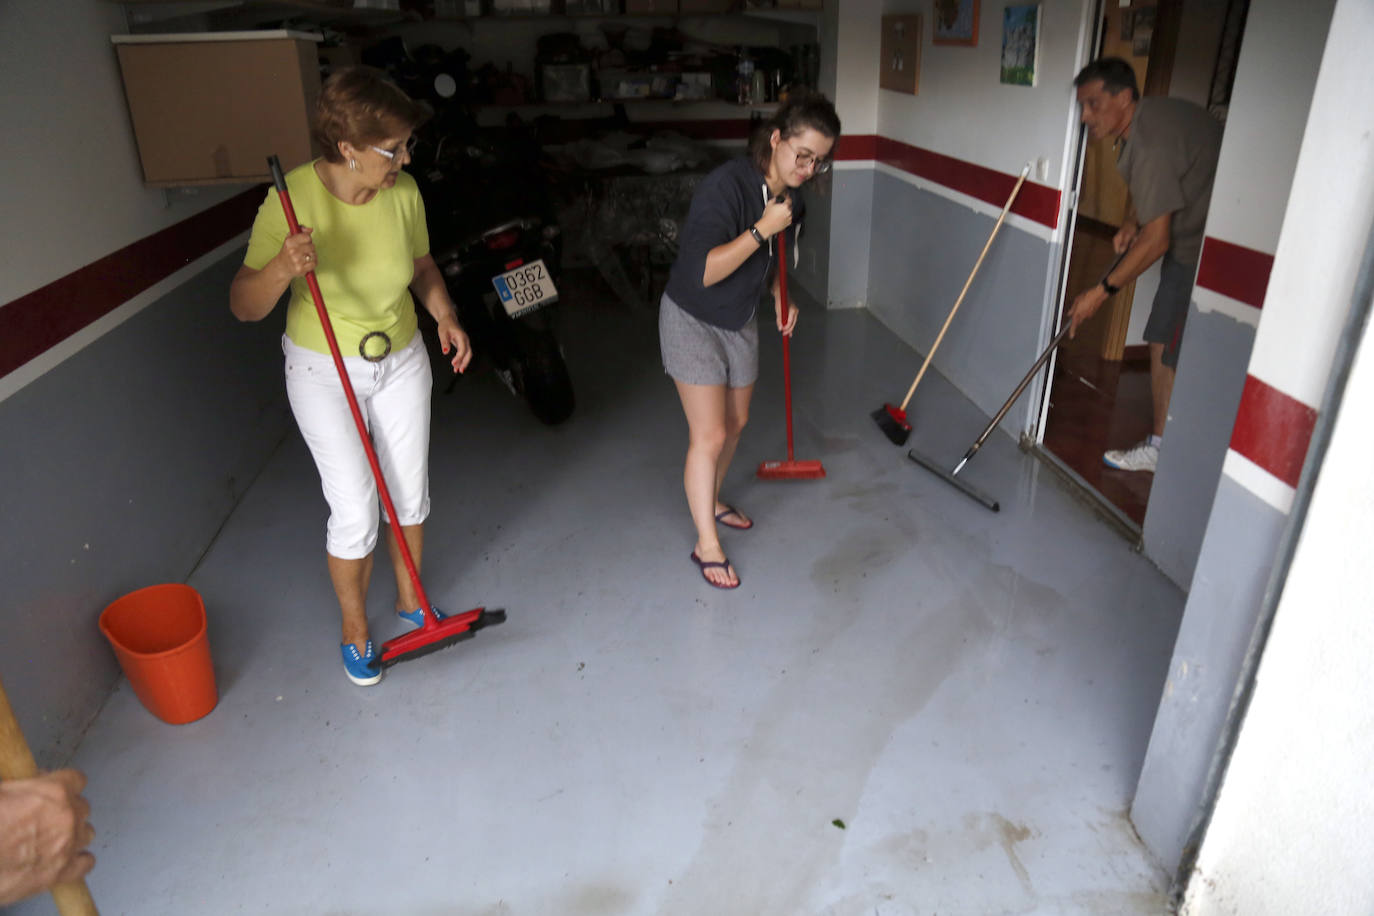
left=244, top=160, right=429, bottom=356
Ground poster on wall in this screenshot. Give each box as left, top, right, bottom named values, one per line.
left=933, top=0, right=979, bottom=46
left=1000, top=4, right=1041, bottom=87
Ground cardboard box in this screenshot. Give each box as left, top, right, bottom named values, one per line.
left=113, top=31, right=321, bottom=186
left=626, top=0, right=677, bottom=12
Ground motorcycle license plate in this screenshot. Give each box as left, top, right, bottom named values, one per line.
left=491, top=260, right=558, bottom=318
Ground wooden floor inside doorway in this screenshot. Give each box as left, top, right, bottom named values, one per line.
left=1043, top=347, right=1155, bottom=526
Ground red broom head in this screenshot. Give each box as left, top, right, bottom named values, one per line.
left=757, top=459, right=827, bottom=480
left=376, top=607, right=506, bottom=669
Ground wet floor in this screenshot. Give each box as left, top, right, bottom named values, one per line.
left=23, top=271, right=1184, bottom=915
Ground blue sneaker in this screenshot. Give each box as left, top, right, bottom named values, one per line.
left=397, top=606, right=447, bottom=630
left=341, top=641, right=382, bottom=686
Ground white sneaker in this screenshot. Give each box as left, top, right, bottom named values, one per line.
left=1103, top=440, right=1159, bottom=472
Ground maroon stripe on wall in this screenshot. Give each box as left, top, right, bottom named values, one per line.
left=835, top=134, right=878, bottom=160
left=0, top=188, right=263, bottom=379
left=832, top=135, right=1059, bottom=228
left=1230, top=374, right=1318, bottom=489
left=1196, top=237, right=1273, bottom=309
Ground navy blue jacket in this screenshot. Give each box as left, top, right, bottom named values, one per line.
left=665, top=156, right=803, bottom=331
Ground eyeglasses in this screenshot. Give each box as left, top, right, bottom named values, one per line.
left=785, top=138, right=832, bottom=174
left=370, top=136, right=418, bottom=161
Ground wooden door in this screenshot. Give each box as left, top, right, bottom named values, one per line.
left=1062, top=1, right=1176, bottom=362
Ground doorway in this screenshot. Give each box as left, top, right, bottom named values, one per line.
left=1038, top=0, right=1245, bottom=528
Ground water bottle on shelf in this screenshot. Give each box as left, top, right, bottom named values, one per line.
left=737, top=50, right=755, bottom=105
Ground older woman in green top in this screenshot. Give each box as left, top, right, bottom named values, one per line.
left=229, top=67, right=471, bottom=686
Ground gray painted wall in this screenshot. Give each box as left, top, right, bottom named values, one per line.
left=826, top=169, right=875, bottom=310
left=864, top=171, right=1052, bottom=431
left=1144, top=307, right=1257, bottom=588
left=790, top=175, right=836, bottom=311
left=1, top=252, right=291, bottom=765
left=1132, top=473, right=1287, bottom=871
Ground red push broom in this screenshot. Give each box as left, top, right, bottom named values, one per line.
left=758, top=230, right=825, bottom=481
left=268, top=156, right=504, bottom=671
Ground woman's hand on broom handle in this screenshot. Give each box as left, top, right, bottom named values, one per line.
left=277, top=227, right=316, bottom=277
left=774, top=292, right=798, bottom=337
left=757, top=194, right=793, bottom=240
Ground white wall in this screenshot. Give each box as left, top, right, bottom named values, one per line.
left=1199, top=0, right=1330, bottom=261
left=832, top=0, right=881, bottom=136
left=876, top=0, right=1093, bottom=189
left=1148, top=3, right=1374, bottom=900
left=810, top=0, right=879, bottom=311
left=1178, top=306, right=1374, bottom=909
left=1180, top=306, right=1374, bottom=916
left=0, top=0, right=243, bottom=306
left=1139, top=0, right=1335, bottom=588
left=1178, top=8, right=1374, bottom=897
left=0, top=0, right=291, bottom=765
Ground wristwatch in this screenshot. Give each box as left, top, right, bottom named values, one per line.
left=1100, top=277, right=1121, bottom=296
left=749, top=225, right=767, bottom=246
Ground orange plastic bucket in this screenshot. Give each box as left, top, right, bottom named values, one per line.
left=99, top=584, right=217, bottom=724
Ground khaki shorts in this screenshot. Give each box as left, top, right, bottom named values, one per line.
left=1144, top=254, right=1195, bottom=369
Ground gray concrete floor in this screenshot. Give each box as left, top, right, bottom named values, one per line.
left=21, top=274, right=1184, bottom=915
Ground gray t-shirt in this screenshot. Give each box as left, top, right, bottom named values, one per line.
left=1116, top=97, right=1223, bottom=266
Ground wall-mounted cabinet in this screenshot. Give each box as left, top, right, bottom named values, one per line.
left=111, top=30, right=321, bottom=186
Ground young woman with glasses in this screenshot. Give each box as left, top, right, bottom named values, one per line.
left=229, top=67, right=471, bottom=685
left=659, top=91, right=841, bottom=589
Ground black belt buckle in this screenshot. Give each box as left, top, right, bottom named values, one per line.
left=359, top=331, right=392, bottom=363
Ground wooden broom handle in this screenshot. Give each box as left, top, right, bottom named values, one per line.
left=0, top=676, right=100, bottom=916
left=898, top=164, right=1031, bottom=411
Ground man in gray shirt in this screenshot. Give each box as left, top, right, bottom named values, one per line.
left=1066, top=57, right=1223, bottom=473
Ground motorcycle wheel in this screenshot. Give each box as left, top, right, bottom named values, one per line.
left=516, top=336, right=574, bottom=426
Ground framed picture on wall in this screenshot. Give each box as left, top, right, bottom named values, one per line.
left=1000, top=4, right=1041, bottom=87
left=933, top=0, right=979, bottom=46
left=880, top=15, right=923, bottom=95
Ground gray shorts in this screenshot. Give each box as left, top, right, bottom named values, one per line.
left=1144, top=254, right=1195, bottom=369
left=659, top=292, right=759, bottom=388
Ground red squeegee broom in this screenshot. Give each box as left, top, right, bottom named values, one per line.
left=758, top=230, right=825, bottom=481
left=269, top=156, right=504, bottom=671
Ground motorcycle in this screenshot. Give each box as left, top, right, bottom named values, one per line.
left=400, top=53, right=575, bottom=426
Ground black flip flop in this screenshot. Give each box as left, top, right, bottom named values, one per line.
left=691, top=551, right=740, bottom=589
left=714, top=505, right=754, bottom=530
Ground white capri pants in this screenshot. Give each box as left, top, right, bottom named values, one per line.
left=283, top=332, right=432, bottom=560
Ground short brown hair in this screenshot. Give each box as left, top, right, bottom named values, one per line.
left=1073, top=57, right=1140, bottom=101
left=750, top=89, right=842, bottom=173
left=311, top=66, right=430, bottom=163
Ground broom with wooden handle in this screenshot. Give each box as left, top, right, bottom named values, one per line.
left=872, top=163, right=1031, bottom=446
left=0, top=675, right=99, bottom=915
